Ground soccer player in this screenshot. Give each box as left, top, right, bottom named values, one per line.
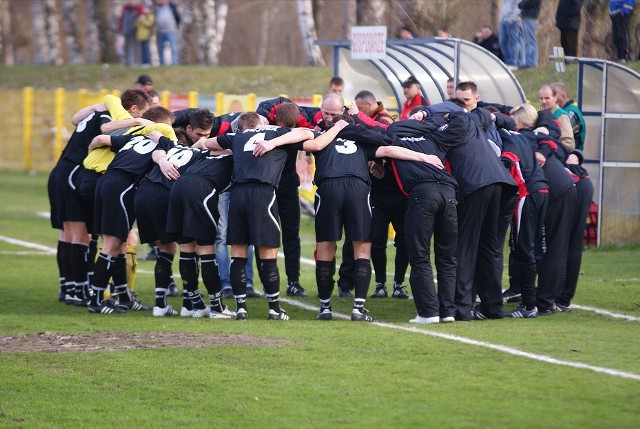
left=87, top=127, right=175, bottom=314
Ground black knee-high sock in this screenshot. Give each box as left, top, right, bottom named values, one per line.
left=60, top=241, right=74, bottom=296
left=90, top=252, right=112, bottom=305
left=261, top=259, right=281, bottom=312
left=200, top=254, right=223, bottom=310
left=230, top=257, right=248, bottom=311
left=154, top=252, right=174, bottom=308
left=353, top=258, right=372, bottom=310
left=71, top=243, right=89, bottom=299
left=111, top=254, right=129, bottom=302
left=179, top=251, right=199, bottom=309
left=87, top=235, right=98, bottom=283
left=56, top=240, right=67, bottom=295
left=316, top=260, right=336, bottom=309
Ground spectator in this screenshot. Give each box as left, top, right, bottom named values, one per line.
left=499, top=0, right=524, bottom=68
left=135, top=74, right=153, bottom=91
left=519, top=0, right=541, bottom=68
left=328, top=76, right=345, bottom=96
left=551, top=81, right=586, bottom=150
left=473, top=25, right=504, bottom=61
left=437, top=26, right=452, bottom=38
left=400, top=75, right=429, bottom=120
left=118, top=0, right=144, bottom=66
left=610, top=0, right=635, bottom=62
left=556, top=0, right=585, bottom=56
left=155, top=0, right=181, bottom=66
left=400, top=25, right=414, bottom=40
left=446, top=77, right=455, bottom=98
left=136, top=2, right=154, bottom=67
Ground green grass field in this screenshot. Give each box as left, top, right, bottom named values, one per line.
left=1, top=170, right=639, bottom=428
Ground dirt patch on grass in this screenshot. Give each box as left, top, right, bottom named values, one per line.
left=0, top=332, right=288, bottom=353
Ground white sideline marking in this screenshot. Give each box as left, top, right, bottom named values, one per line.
left=0, top=235, right=56, bottom=255
left=573, top=305, right=640, bottom=322
left=0, top=251, right=51, bottom=256
left=281, top=298, right=640, bottom=382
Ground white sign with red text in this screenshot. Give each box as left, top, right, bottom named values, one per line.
left=351, top=26, right=387, bottom=60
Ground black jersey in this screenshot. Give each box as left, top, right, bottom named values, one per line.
left=313, top=125, right=389, bottom=186
left=107, top=135, right=174, bottom=183
left=387, top=113, right=467, bottom=193
left=144, top=145, right=210, bottom=190
left=183, top=152, right=233, bottom=192
left=60, top=110, right=112, bottom=164
left=217, top=127, right=302, bottom=188
left=498, top=129, right=548, bottom=195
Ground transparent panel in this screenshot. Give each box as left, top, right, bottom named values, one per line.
left=580, top=64, right=603, bottom=113
left=386, top=50, right=444, bottom=103
left=338, top=48, right=396, bottom=108
left=404, top=45, right=454, bottom=103
left=600, top=167, right=640, bottom=245
left=604, top=118, right=640, bottom=162
left=584, top=161, right=601, bottom=204
left=583, top=115, right=602, bottom=161
left=605, top=65, right=640, bottom=113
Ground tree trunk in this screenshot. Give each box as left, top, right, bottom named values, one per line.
left=31, top=0, right=47, bottom=64
left=0, top=0, right=14, bottom=65
left=341, top=0, right=356, bottom=39
left=257, top=3, right=271, bottom=66
left=356, top=0, right=386, bottom=25
left=210, top=0, right=228, bottom=65
left=296, top=0, right=325, bottom=66
left=44, top=0, right=62, bottom=64
left=93, top=0, right=118, bottom=63
left=63, top=0, right=83, bottom=64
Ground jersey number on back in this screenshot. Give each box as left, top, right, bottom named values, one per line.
left=243, top=133, right=267, bottom=152
left=335, top=139, right=357, bottom=155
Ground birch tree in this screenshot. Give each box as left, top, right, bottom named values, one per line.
left=93, top=0, right=119, bottom=63
left=44, top=0, right=62, bottom=64
left=63, top=0, right=83, bottom=63
left=257, top=2, right=272, bottom=66
left=0, top=0, right=13, bottom=65
left=198, top=0, right=228, bottom=65
left=32, top=0, right=47, bottom=64
left=296, top=0, right=325, bottom=66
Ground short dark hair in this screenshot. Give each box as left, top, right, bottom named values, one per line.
left=188, top=109, right=215, bottom=130
left=331, top=114, right=355, bottom=125
left=173, top=128, right=190, bottom=146
left=355, top=90, right=376, bottom=103
left=147, top=89, right=160, bottom=99
left=237, top=112, right=261, bottom=131
left=136, top=74, right=153, bottom=85
left=120, top=89, right=151, bottom=111
left=275, top=102, right=300, bottom=128
left=402, top=75, right=420, bottom=88
left=142, top=106, right=174, bottom=124
left=456, top=81, right=478, bottom=93
left=409, top=105, right=426, bottom=117
left=329, top=76, right=344, bottom=87
left=447, top=97, right=467, bottom=108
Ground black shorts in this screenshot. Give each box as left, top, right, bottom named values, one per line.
left=315, top=177, right=371, bottom=242
left=134, top=181, right=171, bottom=245
left=227, top=183, right=280, bottom=248
left=166, top=175, right=220, bottom=245
left=76, top=168, right=103, bottom=234
left=48, top=159, right=85, bottom=228
left=94, top=171, right=137, bottom=241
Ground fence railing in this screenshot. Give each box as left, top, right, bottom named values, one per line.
left=4, top=88, right=323, bottom=172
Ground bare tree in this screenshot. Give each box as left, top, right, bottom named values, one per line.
left=296, top=0, right=325, bottom=66
left=356, top=0, right=386, bottom=25
left=44, top=0, right=62, bottom=64
left=341, top=0, right=356, bottom=39
left=0, top=0, right=14, bottom=65
left=31, top=0, right=47, bottom=63
left=63, top=0, right=83, bottom=64
left=210, top=0, right=229, bottom=65
left=257, top=3, right=272, bottom=66
left=195, top=0, right=229, bottom=65
left=93, top=0, right=119, bottom=63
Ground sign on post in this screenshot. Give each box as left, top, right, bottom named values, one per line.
left=351, top=26, right=387, bottom=60
left=553, top=46, right=566, bottom=73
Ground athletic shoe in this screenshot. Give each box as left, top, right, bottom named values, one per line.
left=167, top=282, right=179, bottom=297
left=507, top=306, right=538, bottom=318
left=538, top=305, right=561, bottom=316
left=392, top=284, right=411, bottom=299
left=246, top=287, right=263, bottom=298
left=268, top=309, right=290, bottom=320
left=370, top=283, right=388, bottom=298
left=192, top=307, right=211, bottom=318
left=286, top=281, right=307, bottom=297
left=180, top=307, right=193, bottom=317
left=221, top=287, right=234, bottom=299
left=472, top=309, right=488, bottom=320
left=88, top=299, right=126, bottom=314
left=440, top=316, right=455, bottom=323
left=153, top=305, right=178, bottom=317
left=72, top=298, right=90, bottom=307
left=409, top=315, right=439, bottom=324
left=557, top=302, right=572, bottom=312
left=235, top=308, right=248, bottom=320
left=502, top=288, right=522, bottom=303
left=351, top=308, right=374, bottom=322
left=210, top=305, right=236, bottom=319
left=64, top=294, right=82, bottom=306
left=316, top=307, right=332, bottom=321
left=116, top=299, right=151, bottom=311
left=58, top=290, right=66, bottom=302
